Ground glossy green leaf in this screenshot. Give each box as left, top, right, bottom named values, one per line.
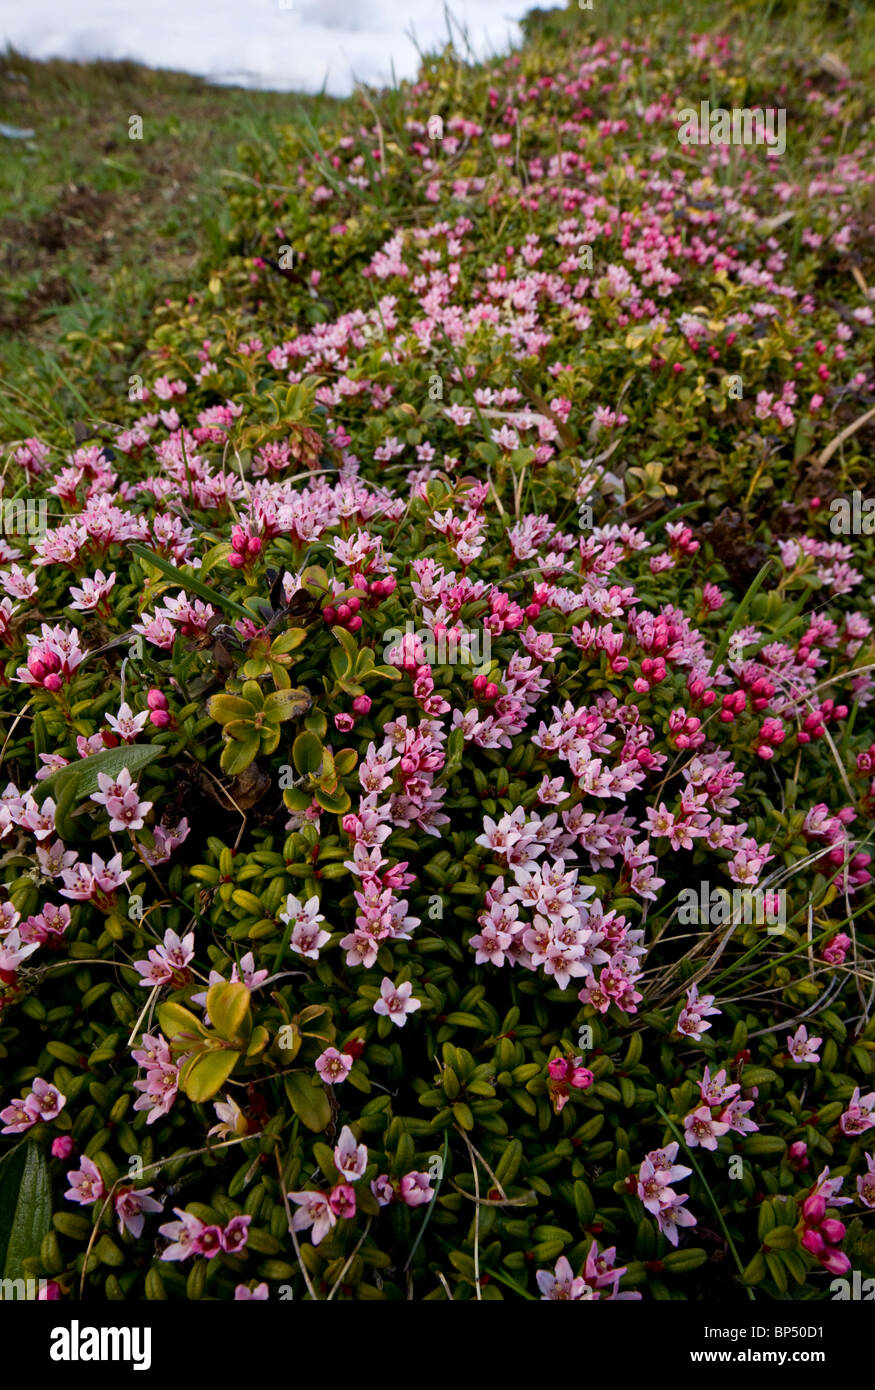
left=284, top=1071, right=331, bottom=1133
left=206, top=982, right=252, bottom=1042
left=293, top=730, right=323, bottom=775
left=220, top=733, right=261, bottom=775
left=0, top=1142, right=52, bottom=1283
left=179, top=1048, right=241, bottom=1103
left=207, top=695, right=255, bottom=726
left=35, top=744, right=164, bottom=806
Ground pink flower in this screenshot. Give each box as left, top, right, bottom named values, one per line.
left=698, top=1067, right=740, bottom=1108
left=722, top=1097, right=759, bottom=1136
left=536, top=1255, right=589, bottom=1301
left=235, top=1283, right=269, bottom=1300
left=69, top=569, right=116, bottom=613
left=655, top=1192, right=698, bottom=1247
left=24, top=1077, right=66, bottom=1123
left=823, top=933, right=850, bottom=965
left=328, top=1183, right=357, bottom=1220
left=221, top=1214, right=252, bottom=1254
left=334, top=1125, right=368, bottom=1182
left=676, top=983, right=721, bottom=1041
left=115, top=1187, right=163, bottom=1238
left=370, top=1174, right=395, bottom=1207
left=787, top=1024, right=822, bottom=1065
left=800, top=1175, right=851, bottom=1274
left=65, top=1156, right=105, bottom=1206
left=288, top=1190, right=336, bottom=1246
left=105, top=702, right=150, bottom=742
left=856, top=1154, right=875, bottom=1209
left=315, top=1047, right=354, bottom=1085
left=637, top=1159, right=677, bottom=1215
left=51, top=1135, right=75, bottom=1160
left=133, top=928, right=195, bottom=988
left=90, top=767, right=152, bottom=832
left=683, top=1106, right=730, bottom=1150
left=373, top=976, right=421, bottom=1027
left=0, top=927, right=40, bottom=983
left=280, top=894, right=330, bottom=960
left=399, top=1171, right=434, bottom=1207
left=158, top=1208, right=205, bottom=1261
left=192, top=1224, right=225, bottom=1259
left=0, top=1098, right=36, bottom=1134
left=839, top=1087, right=875, bottom=1136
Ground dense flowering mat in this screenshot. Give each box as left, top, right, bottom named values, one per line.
left=1, top=3, right=875, bottom=1302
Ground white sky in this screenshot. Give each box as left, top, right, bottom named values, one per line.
left=0, top=0, right=540, bottom=95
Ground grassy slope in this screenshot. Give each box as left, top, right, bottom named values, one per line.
left=2, top=0, right=874, bottom=444
left=0, top=50, right=336, bottom=440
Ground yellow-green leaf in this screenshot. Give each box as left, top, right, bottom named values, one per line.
left=180, top=1048, right=241, bottom=1103
left=206, top=982, right=252, bottom=1042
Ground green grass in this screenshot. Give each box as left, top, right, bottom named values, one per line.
left=0, top=49, right=336, bottom=437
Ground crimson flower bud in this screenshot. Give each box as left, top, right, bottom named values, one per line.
left=802, top=1193, right=826, bottom=1225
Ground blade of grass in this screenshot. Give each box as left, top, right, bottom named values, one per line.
left=403, top=1131, right=448, bottom=1272
left=128, top=542, right=257, bottom=624
left=709, top=557, right=775, bottom=676
left=654, top=1102, right=755, bottom=1300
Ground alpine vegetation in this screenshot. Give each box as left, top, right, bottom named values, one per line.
left=0, top=0, right=874, bottom=1306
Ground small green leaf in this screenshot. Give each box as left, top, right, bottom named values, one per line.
left=206, top=982, right=252, bottom=1042
left=259, top=725, right=281, bottom=756
left=293, top=730, right=324, bottom=775
left=270, top=629, right=308, bottom=655
left=241, top=681, right=264, bottom=710
left=157, top=1001, right=210, bottom=1042
left=284, top=1072, right=331, bottom=1132
left=180, top=1048, right=240, bottom=1103
left=220, top=734, right=261, bottom=776
left=362, top=665, right=402, bottom=682
left=331, top=625, right=358, bottom=661
left=207, top=695, right=255, bottom=726
left=304, top=709, right=328, bottom=738
left=263, top=687, right=312, bottom=724
left=246, top=1025, right=270, bottom=1058
left=314, top=786, right=351, bottom=814
left=334, top=748, right=358, bottom=775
